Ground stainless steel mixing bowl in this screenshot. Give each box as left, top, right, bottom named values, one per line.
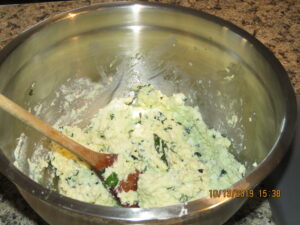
left=0, top=2, right=297, bottom=225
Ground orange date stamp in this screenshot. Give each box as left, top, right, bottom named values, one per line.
left=209, top=189, right=281, bottom=198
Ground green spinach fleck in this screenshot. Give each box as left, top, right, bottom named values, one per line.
left=164, top=126, right=173, bottom=131
left=110, top=114, right=115, bottom=120
left=166, top=186, right=175, bottom=191
left=154, top=112, right=167, bottom=124
left=128, top=129, right=134, bottom=138
left=28, top=88, right=34, bottom=96
left=104, top=172, right=119, bottom=188
left=184, top=127, right=191, bottom=134
left=220, top=169, right=227, bottom=176
left=131, top=155, right=138, bottom=160
left=153, top=134, right=169, bottom=168
left=194, top=152, right=202, bottom=158
left=179, top=194, right=189, bottom=203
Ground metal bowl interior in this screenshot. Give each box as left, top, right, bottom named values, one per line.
left=0, top=2, right=297, bottom=225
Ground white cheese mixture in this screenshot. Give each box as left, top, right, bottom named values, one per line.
left=28, top=84, right=245, bottom=208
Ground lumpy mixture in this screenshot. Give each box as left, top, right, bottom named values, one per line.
left=25, top=84, right=245, bottom=208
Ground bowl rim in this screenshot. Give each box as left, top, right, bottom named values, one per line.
left=0, top=1, right=297, bottom=222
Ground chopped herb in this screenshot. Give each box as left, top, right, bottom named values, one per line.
left=65, top=177, right=74, bottom=186
left=179, top=194, right=189, bottom=203
left=194, top=152, right=202, bottom=158
left=167, top=186, right=175, bottom=191
left=110, top=114, right=115, bottom=120
left=131, top=155, right=138, bottom=160
left=104, top=172, right=119, bottom=188
left=184, top=127, right=191, bottom=134
left=198, top=169, right=204, bottom=173
left=154, top=134, right=160, bottom=148
left=28, top=88, right=34, bottom=96
left=154, top=112, right=167, bottom=124
left=153, top=134, right=169, bottom=168
left=164, top=126, right=173, bottom=131
left=128, top=129, right=134, bottom=137
left=212, top=134, right=216, bottom=139
left=161, top=145, right=168, bottom=167
left=220, top=169, right=227, bottom=176
left=176, top=121, right=182, bottom=126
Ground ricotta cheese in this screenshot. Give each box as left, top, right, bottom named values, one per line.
left=27, top=84, right=245, bottom=208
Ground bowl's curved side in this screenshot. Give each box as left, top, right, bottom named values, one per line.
left=20, top=188, right=247, bottom=225
left=0, top=1, right=297, bottom=225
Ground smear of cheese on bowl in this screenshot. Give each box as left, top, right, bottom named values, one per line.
left=27, top=84, right=245, bottom=208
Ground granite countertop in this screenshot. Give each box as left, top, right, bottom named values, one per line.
left=0, top=0, right=299, bottom=225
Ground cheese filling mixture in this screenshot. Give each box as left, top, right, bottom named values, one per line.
left=28, top=84, right=245, bottom=208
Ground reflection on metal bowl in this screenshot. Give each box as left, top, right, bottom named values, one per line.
left=0, top=2, right=297, bottom=225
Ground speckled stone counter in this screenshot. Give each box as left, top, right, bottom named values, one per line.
left=0, top=0, right=299, bottom=225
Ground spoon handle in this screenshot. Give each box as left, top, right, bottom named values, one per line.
left=0, top=94, right=116, bottom=170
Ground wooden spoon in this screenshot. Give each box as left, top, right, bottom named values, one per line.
left=0, top=93, right=140, bottom=207
left=0, top=93, right=117, bottom=171
left=0, top=94, right=140, bottom=207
